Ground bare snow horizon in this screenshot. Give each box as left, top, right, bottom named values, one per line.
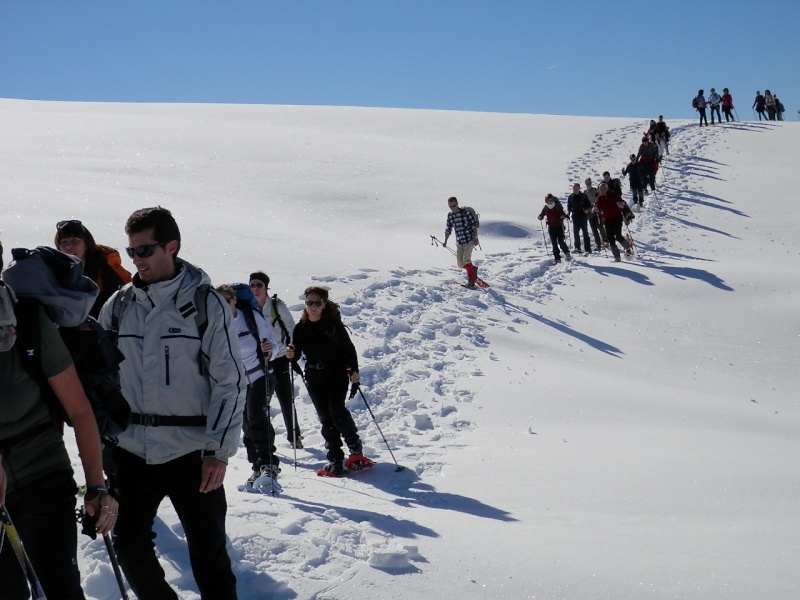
left=1, top=99, right=797, bottom=600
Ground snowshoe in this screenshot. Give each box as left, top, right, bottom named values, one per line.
left=345, top=454, right=375, bottom=472
left=252, top=464, right=283, bottom=494
left=317, top=461, right=345, bottom=478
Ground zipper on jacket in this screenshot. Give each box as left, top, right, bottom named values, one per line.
left=165, top=346, right=170, bottom=385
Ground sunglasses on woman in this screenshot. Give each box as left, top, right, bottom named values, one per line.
left=305, top=300, right=324, bottom=307
left=125, top=242, right=165, bottom=259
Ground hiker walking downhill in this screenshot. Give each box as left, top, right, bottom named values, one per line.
left=695, top=89, right=708, bottom=126
left=54, top=219, right=132, bottom=318
left=721, top=89, right=735, bottom=122
left=216, top=284, right=280, bottom=492
left=285, top=286, right=365, bottom=477
left=100, top=207, right=245, bottom=600
left=538, top=194, right=571, bottom=264
left=595, top=183, right=633, bottom=262
left=567, top=183, right=592, bottom=254
left=1, top=242, right=118, bottom=600
left=584, top=178, right=607, bottom=251
left=622, top=154, right=645, bottom=207
left=249, top=271, right=303, bottom=448
left=442, top=196, right=480, bottom=289
left=752, top=91, right=768, bottom=120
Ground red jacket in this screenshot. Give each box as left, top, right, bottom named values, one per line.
left=538, top=201, right=568, bottom=228
left=595, top=189, right=624, bottom=222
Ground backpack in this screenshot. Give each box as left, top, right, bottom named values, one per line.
left=610, top=178, right=623, bottom=194
left=462, top=206, right=480, bottom=228
left=691, top=97, right=698, bottom=109
left=97, top=244, right=132, bottom=289
left=2, top=246, right=131, bottom=440
left=230, top=282, right=267, bottom=363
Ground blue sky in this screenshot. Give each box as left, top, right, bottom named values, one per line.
left=2, top=1, right=798, bottom=119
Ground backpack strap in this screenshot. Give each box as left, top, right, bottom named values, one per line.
left=270, top=294, right=291, bottom=347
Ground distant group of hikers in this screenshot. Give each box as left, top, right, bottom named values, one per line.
left=693, top=87, right=788, bottom=125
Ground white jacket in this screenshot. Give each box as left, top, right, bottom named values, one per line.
left=100, top=259, right=245, bottom=464
left=261, top=295, right=295, bottom=360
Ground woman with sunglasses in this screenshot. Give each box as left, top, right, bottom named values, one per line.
left=285, top=287, right=365, bottom=477
left=54, top=220, right=131, bottom=318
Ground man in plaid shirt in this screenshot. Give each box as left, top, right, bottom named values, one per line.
left=443, top=196, right=480, bottom=288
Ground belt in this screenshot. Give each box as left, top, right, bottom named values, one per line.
left=130, top=413, right=207, bottom=427
left=305, top=363, right=327, bottom=371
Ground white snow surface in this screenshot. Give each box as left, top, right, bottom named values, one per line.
left=1, top=99, right=798, bottom=599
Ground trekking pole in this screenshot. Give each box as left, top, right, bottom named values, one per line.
left=290, top=367, right=298, bottom=470
left=1, top=505, right=48, bottom=599
left=430, top=235, right=457, bottom=257
left=103, top=534, right=129, bottom=600
left=734, top=108, right=740, bottom=121
left=539, top=220, right=550, bottom=254
left=350, top=383, right=404, bottom=472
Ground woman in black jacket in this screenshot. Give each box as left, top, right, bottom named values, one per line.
left=286, top=286, right=364, bottom=476
left=54, top=220, right=131, bottom=318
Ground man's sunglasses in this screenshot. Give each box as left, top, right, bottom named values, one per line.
left=125, top=242, right=165, bottom=259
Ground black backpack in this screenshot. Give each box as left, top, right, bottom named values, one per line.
left=14, top=299, right=131, bottom=440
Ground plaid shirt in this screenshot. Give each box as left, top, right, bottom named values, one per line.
left=445, top=208, right=478, bottom=245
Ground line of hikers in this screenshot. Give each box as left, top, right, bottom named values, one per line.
left=1, top=208, right=365, bottom=599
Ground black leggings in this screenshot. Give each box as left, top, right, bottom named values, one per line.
left=305, top=369, right=360, bottom=462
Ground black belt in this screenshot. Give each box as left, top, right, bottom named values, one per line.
left=130, top=413, right=206, bottom=427
left=305, top=363, right=327, bottom=371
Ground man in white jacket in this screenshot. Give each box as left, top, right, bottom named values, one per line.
left=101, top=207, right=245, bottom=600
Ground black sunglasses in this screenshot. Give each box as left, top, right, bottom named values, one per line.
left=305, top=300, right=324, bottom=307
left=125, top=242, right=165, bottom=259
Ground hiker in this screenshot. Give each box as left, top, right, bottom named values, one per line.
left=752, top=91, right=768, bottom=120
left=1, top=243, right=118, bottom=600
left=708, top=88, right=722, bottom=124
left=442, top=196, right=480, bottom=289
left=538, top=194, right=571, bottom=264
left=721, top=89, right=735, bottom=122
left=567, top=183, right=592, bottom=254
left=55, top=219, right=132, bottom=318
left=695, top=89, right=708, bottom=126
left=602, top=171, right=623, bottom=194
left=764, top=90, right=776, bottom=120
left=656, top=115, right=670, bottom=155
left=249, top=271, right=303, bottom=448
left=775, top=96, right=785, bottom=121
left=595, top=182, right=632, bottom=262
left=622, top=154, right=645, bottom=207
left=285, top=286, right=364, bottom=477
left=216, top=284, right=280, bottom=490
left=636, top=136, right=659, bottom=193
left=99, top=207, right=245, bottom=600
left=584, top=178, right=607, bottom=251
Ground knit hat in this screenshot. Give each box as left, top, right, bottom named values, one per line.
left=249, top=271, right=269, bottom=287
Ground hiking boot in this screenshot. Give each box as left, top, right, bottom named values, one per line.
left=348, top=441, right=363, bottom=457
left=288, top=436, right=304, bottom=449
left=322, top=460, right=344, bottom=477
left=248, top=463, right=279, bottom=486
left=553, top=257, right=561, bottom=264
left=465, top=280, right=477, bottom=289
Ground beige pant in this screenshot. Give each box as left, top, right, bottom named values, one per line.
left=456, top=242, right=474, bottom=268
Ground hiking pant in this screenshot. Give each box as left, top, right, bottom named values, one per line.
left=112, top=449, right=237, bottom=600
left=243, top=374, right=278, bottom=468
left=766, top=107, right=776, bottom=120
left=631, top=186, right=645, bottom=205
left=304, top=368, right=360, bottom=463
left=455, top=241, right=474, bottom=269
left=572, top=218, right=591, bottom=252
left=756, top=108, right=767, bottom=120
left=0, top=471, right=85, bottom=600
left=709, top=105, right=721, bottom=123
left=698, top=108, right=708, bottom=125
left=547, top=226, right=570, bottom=260
left=588, top=213, right=606, bottom=248
left=603, top=217, right=630, bottom=259
left=267, top=355, right=302, bottom=443
left=723, top=107, right=734, bottom=122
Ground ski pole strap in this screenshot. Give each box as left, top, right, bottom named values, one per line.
left=129, top=413, right=207, bottom=427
